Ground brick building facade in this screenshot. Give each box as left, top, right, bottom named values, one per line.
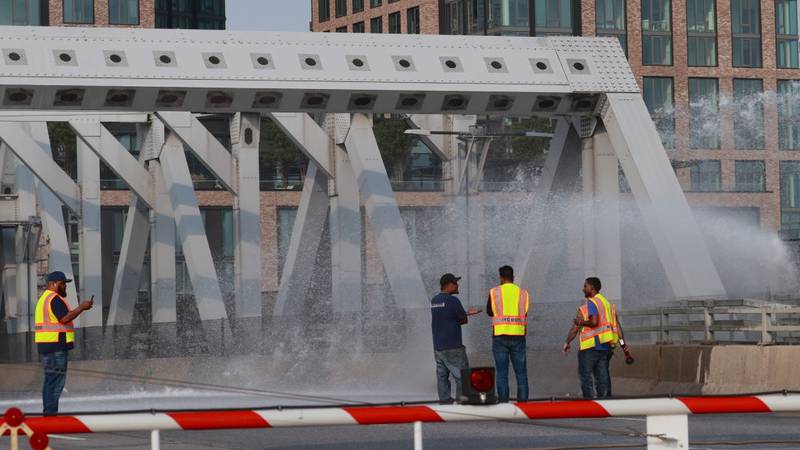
left=47, top=0, right=155, bottom=27
left=2, top=0, right=225, bottom=30
left=313, top=0, right=441, bottom=33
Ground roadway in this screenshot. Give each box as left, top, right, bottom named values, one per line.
left=15, top=413, right=800, bottom=449
left=2, top=390, right=800, bottom=449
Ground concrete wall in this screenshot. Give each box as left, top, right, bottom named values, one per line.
left=610, top=344, right=800, bottom=395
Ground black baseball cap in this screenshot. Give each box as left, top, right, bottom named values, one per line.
left=440, top=273, right=461, bottom=288
left=46, top=271, right=72, bottom=283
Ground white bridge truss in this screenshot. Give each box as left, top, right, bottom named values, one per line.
left=0, top=26, right=725, bottom=335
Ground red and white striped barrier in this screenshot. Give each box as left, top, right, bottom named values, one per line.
left=3, top=394, right=799, bottom=449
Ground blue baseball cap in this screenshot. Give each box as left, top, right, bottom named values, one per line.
left=46, top=271, right=72, bottom=283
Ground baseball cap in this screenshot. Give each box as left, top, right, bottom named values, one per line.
left=46, top=271, right=72, bottom=283
left=440, top=273, right=461, bottom=288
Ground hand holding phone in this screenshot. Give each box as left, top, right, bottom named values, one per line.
left=80, top=295, right=94, bottom=311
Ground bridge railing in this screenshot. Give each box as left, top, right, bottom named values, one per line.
left=622, top=298, right=800, bottom=345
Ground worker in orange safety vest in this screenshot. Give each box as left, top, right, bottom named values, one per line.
left=563, top=277, right=630, bottom=399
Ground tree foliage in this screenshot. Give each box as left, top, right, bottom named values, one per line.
left=259, top=118, right=307, bottom=183
left=47, top=122, right=78, bottom=179
left=372, top=117, right=416, bottom=180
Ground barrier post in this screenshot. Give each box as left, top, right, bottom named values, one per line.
left=151, top=429, right=160, bottom=450
left=413, top=421, right=423, bottom=450
left=760, top=310, right=773, bottom=344
left=646, top=414, right=688, bottom=450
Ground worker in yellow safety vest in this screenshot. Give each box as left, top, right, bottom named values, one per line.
left=35, top=271, right=93, bottom=416
left=485, top=265, right=530, bottom=402
left=562, top=277, right=628, bottom=399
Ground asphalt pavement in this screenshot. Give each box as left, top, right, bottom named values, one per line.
left=12, top=413, right=800, bottom=450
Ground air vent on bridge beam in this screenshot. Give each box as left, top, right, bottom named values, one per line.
left=570, top=94, right=599, bottom=113
left=395, top=94, right=425, bottom=111
left=54, top=89, right=84, bottom=107
left=442, top=95, right=470, bottom=111
left=301, top=93, right=330, bottom=110
left=156, top=90, right=187, bottom=108
left=487, top=95, right=514, bottom=112
left=206, top=91, right=233, bottom=108
left=105, top=89, right=135, bottom=107
left=3, top=89, right=33, bottom=106
left=348, top=94, right=377, bottom=111
left=532, top=95, right=561, bottom=112
left=252, top=92, right=282, bottom=109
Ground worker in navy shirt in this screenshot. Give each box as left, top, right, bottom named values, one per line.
left=431, top=273, right=481, bottom=404
left=35, top=271, right=93, bottom=415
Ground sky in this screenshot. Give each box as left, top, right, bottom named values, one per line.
left=226, top=0, right=311, bottom=32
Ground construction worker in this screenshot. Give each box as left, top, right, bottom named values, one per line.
left=562, top=277, right=619, bottom=399
left=431, top=273, right=481, bottom=404
left=35, top=271, right=93, bottom=416
left=486, top=265, right=530, bottom=403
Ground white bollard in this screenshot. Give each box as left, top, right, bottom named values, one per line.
left=151, top=429, right=161, bottom=450
left=413, top=421, right=423, bottom=450
left=646, top=414, right=689, bottom=449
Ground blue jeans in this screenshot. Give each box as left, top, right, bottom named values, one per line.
left=41, top=351, right=68, bottom=415
left=578, top=348, right=611, bottom=399
left=492, top=336, right=528, bottom=402
left=434, top=347, right=469, bottom=402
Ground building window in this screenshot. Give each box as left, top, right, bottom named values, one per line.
left=0, top=0, right=44, bottom=25
left=735, top=160, right=765, bottom=192
left=336, top=0, right=347, bottom=17
left=642, top=77, right=675, bottom=149
left=370, top=0, right=381, bottom=7
left=686, top=0, right=716, bottom=66
left=109, top=0, right=139, bottom=24
left=731, top=0, right=761, bottom=67
left=443, top=0, right=486, bottom=35
left=407, top=6, right=420, bottom=33
left=690, top=160, right=721, bottom=191
left=534, top=0, right=573, bottom=36
left=733, top=78, right=764, bottom=150
left=781, top=161, right=800, bottom=238
left=319, top=0, right=330, bottom=22
left=688, top=78, right=719, bottom=149
left=776, top=0, right=799, bottom=68
left=156, top=0, right=225, bottom=29
left=353, top=21, right=365, bottom=32
left=336, top=25, right=347, bottom=32
left=353, top=0, right=364, bottom=12
left=779, top=80, right=800, bottom=150
left=63, top=0, right=93, bottom=23
left=642, top=0, right=672, bottom=65
left=486, top=0, right=529, bottom=36
left=370, top=15, right=383, bottom=32
left=596, top=0, right=627, bottom=52
left=388, top=11, right=401, bottom=33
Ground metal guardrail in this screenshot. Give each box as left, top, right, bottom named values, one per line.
left=622, top=299, right=800, bottom=345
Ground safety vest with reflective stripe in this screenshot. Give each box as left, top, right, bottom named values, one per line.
left=578, top=293, right=618, bottom=351
left=34, top=290, right=74, bottom=344
left=489, top=283, right=530, bottom=336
